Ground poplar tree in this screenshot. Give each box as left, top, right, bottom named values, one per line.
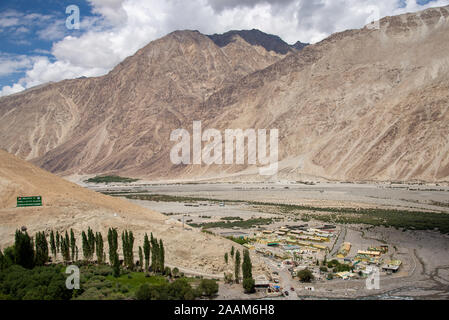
left=82, top=231, right=89, bottom=261
left=143, top=233, right=150, bottom=272
left=224, top=252, right=228, bottom=264
left=70, top=229, right=76, bottom=260
left=61, top=234, right=71, bottom=262
left=138, top=246, right=143, bottom=272
left=56, top=231, right=60, bottom=253
left=242, top=249, right=255, bottom=293
left=113, top=252, right=120, bottom=278
left=159, top=239, right=165, bottom=272
left=34, top=231, right=49, bottom=266
left=0, top=249, right=5, bottom=271
left=122, top=230, right=128, bottom=268
left=64, top=231, right=70, bottom=260
left=49, top=230, right=56, bottom=259
left=242, top=249, right=253, bottom=280
left=129, top=231, right=135, bottom=270
left=151, top=236, right=159, bottom=273
left=14, top=229, right=35, bottom=269
left=87, top=227, right=95, bottom=259
left=234, top=250, right=241, bottom=284
left=95, top=232, right=104, bottom=264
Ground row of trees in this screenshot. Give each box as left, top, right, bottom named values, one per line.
left=2, top=229, right=165, bottom=277
left=224, top=245, right=255, bottom=293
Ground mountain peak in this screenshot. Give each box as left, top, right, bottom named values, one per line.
left=207, top=29, right=307, bottom=54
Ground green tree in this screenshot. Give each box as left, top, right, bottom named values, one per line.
left=128, top=231, right=135, bottom=270
left=87, top=227, right=95, bottom=260
left=107, top=228, right=118, bottom=265
left=297, top=269, right=314, bottom=283
left=122, top=230, right=134, bottom=270
left=70, top=229, right=76, bottom=260
left=164, top=266, right=172, bottom=277
left=224, top=252, right=228, bottom=264
left=0, top=250, right=6, bottom=271
left=231, top=246, right=235, bottom=258
left=198, top=279, right=219, bottom=298
left=138, top=246, right=143, bottom=272
left=34, top=231, right=49, bottom=266
left=143, top=233, right=150, bottom=272
left=234, top=250, right=241, bottom=284
left=242, top=249, right=252, bottom=280
left=14, top=230, right=35, bottom=269
left=55, top=231, right=60, bottom=253
left=151, top=235, right=159, bottom=273
left=243, top=277, right=255, bottom=294
left=49, top=230, right=56, bottom=259
left=95, top=232, right=104, bottom=264
left=60, top=232, right=71, bottom=262
left=159, top=239, right=164, bottom=272
left=112, top=252, right=120, bottom=277
left=0, top=249, right=4, bottom=271
left=82, top=231, right=89, bottom=261
left=172, top=267, right=179, bottom=278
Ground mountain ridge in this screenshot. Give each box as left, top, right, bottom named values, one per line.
left=1, top=6, right=449, bottom=182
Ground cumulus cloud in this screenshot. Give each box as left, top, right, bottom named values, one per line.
left=0, top=83, right=25, bottom=96
left=2, top=0, right=449, bottom=97
left=0, top=54, right=36, bottom=77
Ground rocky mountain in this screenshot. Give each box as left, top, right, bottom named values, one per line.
left=1, top=6, right=449, bottom=183
left=207, top=29, right=308, bottom=54
left=0, top=29, right=290, bottom=174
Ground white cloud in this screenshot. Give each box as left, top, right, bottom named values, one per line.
left=2, top=0, right=449, bottom=97
left=0, top=83, right=25, bottom=96
left=0, top=54, right=36, bottom=76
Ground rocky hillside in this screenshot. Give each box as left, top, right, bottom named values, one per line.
left=1, top=6, right=449, bottom=182
left=207, top=29, right=308, bottom=54
left=0, top=149, right=260, bottom=275
left=0, top=29, right=289, bottom=174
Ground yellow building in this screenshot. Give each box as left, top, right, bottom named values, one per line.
left=358, top=250, right=381, bottom=257
left=337, top=242, right=351, bottom=258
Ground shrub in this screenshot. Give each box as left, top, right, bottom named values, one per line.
left=297, top=269, right=314, bottom=283
left=243, top=278, right=255, bottom=294
left=198, top=279, right=219, bottom=297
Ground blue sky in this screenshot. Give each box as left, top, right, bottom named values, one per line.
left=0, top=0, right=446, bottom=96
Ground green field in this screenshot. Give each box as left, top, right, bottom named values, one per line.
left=116, top=193, right=449, bottom=234
left=86, top=175, right=139, bottom=184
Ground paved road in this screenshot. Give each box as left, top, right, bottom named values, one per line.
left=263, top=257, right=299, bottom=300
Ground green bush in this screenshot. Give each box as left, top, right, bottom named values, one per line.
left=242, top=278, right=255, bottom=294
left=135, top=279, right=198, bottom=300
left=198, top=279, right=219, bottom=297
left=0, top=265, right=72, bottom=300
left=297, top=269, right=314, bottom=283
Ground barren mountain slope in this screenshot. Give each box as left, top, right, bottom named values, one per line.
left=1, top=7, right=449, bottom=182
left=184, top=5, right=449, bottom=182
left=0, top=149, right=262, bottom=275
left=0, top=30, right=288, bottom=173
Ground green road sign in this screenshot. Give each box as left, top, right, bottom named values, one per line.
left=17, top=196, right=42, bottom=207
